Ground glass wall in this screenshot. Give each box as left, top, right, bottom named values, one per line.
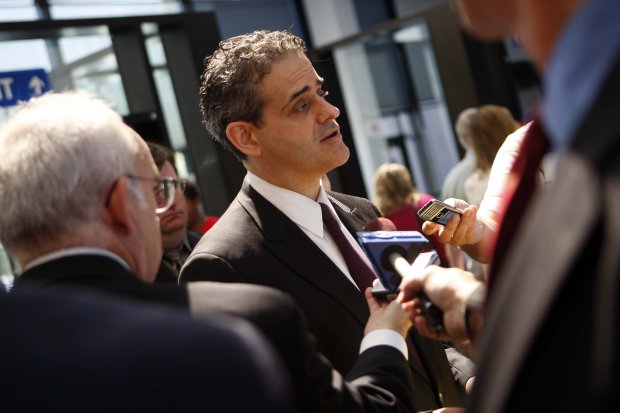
left=0, top=0, right=304, bottom=211
left=0, top=0, right=38, bottom=21
left=330, top=16, right=459, bottom=196
left=1, top=0, right=531, bottom=205
left=143, top=22, right=191, bottom=175
left=0, top=27, right=129, bottom=121
left=49, top=0, right=181, bottom=19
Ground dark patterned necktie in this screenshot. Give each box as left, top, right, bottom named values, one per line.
left=320, top=203, right=428, bottom=370
left=488, top=119, right=550, bottom=292
left=320, top=203, right=377, bottom=291
left=163, top=248, right=183, bottom=277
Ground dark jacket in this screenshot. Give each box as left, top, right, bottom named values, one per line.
left=1, top=286, right=294, bottom=412
left=14, top=254, right=418, bottom=413
left=469, top=57, right=620, bottom=412
left=182, top=183, right=472, bottom=410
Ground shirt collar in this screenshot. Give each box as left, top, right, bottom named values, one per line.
left=23, top=247, right=130, bottom=273
left=247, top=172, right=331, bottom=238
left=542, top=0, right=620, bottom=152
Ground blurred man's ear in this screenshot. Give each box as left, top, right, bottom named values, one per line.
left=104, top=176, right=133, bottom=235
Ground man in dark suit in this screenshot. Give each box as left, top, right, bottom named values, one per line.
left=399, top=0, right=620, bottom=411
left=182, top=30, right=474, bottom=411
left=0, top=289, right=293, bottom=412
left=2, top=91, right=419, bottom=413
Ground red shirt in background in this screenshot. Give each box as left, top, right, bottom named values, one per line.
left=383, top=193, right=449, bottom=266
left=200, top=215, right=220, bottom=234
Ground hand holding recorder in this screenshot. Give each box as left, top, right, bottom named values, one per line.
left=418, top=198, right=487, bottom=251
left=356, top=218, right=445, bottom=331
left=398, top=265, right=484, bottom=343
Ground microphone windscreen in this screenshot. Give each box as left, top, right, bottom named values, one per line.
left=364, top=217, right=397, bottom=232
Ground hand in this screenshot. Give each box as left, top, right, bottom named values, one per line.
left=397, top=265, right=481, bottom=343
left=364, top=287, right=412, bottom=337
left=421, top=199, right=482, bottom=247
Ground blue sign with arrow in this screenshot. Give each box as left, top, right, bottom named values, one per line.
left=0, top=69, right=52, bottom=108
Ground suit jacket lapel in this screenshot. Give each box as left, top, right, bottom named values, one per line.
left=237, top=182, right=369, bottom=325
left=327, top=193, right=370, bottom=234
left=474, top=58, right=620, bottom=412
left=473, top=152, right=599, bottom=412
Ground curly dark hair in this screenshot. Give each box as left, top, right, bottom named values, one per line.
left=199, top=30, right=307, bottom=162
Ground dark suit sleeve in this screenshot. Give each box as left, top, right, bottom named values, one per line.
left=187, top=282, right=417, bottom=413
left=181, top=251, right=246, bottom=283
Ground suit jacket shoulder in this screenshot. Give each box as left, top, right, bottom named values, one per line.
left=1, top=289, right=294, bottom=412
left=327, top=190, right=381, bottom=234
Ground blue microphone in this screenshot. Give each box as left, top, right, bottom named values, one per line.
left=357, top=217, right=445, bottom=331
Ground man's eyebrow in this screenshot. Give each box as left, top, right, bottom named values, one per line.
left=285, top=78, right=325, bottom=108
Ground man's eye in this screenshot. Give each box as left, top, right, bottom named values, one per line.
left=296, top=100, right=309, bottom=112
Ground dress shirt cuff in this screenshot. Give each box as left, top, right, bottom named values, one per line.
left=360, top=329, right=408, bottom=360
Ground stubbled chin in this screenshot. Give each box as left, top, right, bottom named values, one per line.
left=334, top=145, right=350, bottom=166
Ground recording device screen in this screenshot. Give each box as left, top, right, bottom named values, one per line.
left=417, top=199, right=463, bottom=226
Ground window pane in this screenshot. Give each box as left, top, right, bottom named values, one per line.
left=0, top=0, right=38, bottom=22
left=49, top=0, right=181, bottom=19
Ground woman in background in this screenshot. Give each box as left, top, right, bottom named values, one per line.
left=440, top=104, right=519, bottom=278
left=460, top=104, right=519, bottom=206
left=372, top=163, right=448, bottom=266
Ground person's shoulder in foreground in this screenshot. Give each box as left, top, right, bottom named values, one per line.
left=0, top=90, right=294, bottom=412
left=404, top=0, right=620, bottom=411
left=0, top=288, right=295, bottom=412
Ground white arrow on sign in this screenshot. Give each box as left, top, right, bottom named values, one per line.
left=0, top=77, right=14, bottom=100
left=29, top=75, right=46, bottom=96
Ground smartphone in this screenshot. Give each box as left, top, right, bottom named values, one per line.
left=417, top=199, right=463, bottom=226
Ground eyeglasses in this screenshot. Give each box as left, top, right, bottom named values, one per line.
left=171, top=178, right=187, bottom=193
left=105, top=174, right=176, bottom=214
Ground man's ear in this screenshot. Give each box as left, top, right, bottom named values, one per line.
left=226, top=121, right=262, bottom=157
left=104, top=176, right=133, bottom=235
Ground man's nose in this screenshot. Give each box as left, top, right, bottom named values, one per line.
left=317, top=99, right=340, bottom=123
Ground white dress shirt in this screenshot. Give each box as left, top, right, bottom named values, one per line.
left=246, top=172, right=408, bottom=359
